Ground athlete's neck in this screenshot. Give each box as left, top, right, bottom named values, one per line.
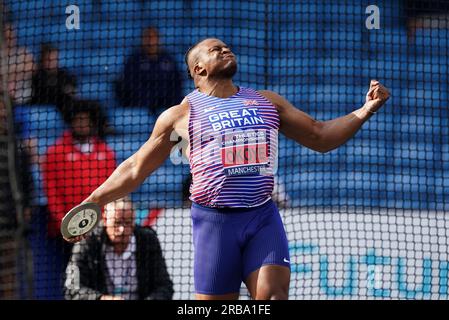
left=198, top=79, right=238, bottom=98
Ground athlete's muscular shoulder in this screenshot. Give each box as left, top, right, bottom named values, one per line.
left=157, top=99, right=189, bottom=132
left=159, top=99, right=189, bottom=127
left=257, top=90, right=289, bottom=113
left=157, top=98, right=190, bottom=144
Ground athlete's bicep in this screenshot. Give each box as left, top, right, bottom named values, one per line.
left=134, top=105, right=185, bottom=176
left=258, top=90, right=324, bottom=152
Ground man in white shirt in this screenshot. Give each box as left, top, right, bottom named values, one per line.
left=64, top=198, right=173, bottom=300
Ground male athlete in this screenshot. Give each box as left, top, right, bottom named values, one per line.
left=66, top=38, right=390, bottom=300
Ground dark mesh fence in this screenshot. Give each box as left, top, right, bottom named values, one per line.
left=1, top=0, right=448, bottom=299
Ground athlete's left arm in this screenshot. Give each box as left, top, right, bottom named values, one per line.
left=258, top=80, right=390, bottom=153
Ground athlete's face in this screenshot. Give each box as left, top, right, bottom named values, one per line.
left=195, top=39, right=237, bottom=79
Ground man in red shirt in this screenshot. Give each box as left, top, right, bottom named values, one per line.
left=42, top=101, right=116, bottom=243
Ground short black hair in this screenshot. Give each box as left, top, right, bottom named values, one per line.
left=67, top=99, right=100, bottom=125
left=184, top=38, right=209, bottom=79
left=184, top=43, right=198, bottom=79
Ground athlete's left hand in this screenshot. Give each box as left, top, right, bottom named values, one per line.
left=364, top=80, right=390, bottom=112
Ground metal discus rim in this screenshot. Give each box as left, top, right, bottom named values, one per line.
left=60, top=202, right=101, bottom=238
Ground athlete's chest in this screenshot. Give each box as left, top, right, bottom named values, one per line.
left=191, top=98, right=279, bottom=134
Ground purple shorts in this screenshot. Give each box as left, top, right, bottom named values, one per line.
left=191, top=199, right=290, bottom=295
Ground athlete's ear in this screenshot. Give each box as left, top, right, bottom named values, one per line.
left=194, top=62, right=206, bottom=77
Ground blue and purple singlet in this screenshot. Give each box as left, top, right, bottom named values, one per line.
left=187, top=86, right=280, bottom=208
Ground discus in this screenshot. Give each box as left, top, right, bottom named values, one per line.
left=60, top=202, right=101, bottom=239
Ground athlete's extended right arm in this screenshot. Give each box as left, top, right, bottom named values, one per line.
left=83, top=105, right=184, bottom=207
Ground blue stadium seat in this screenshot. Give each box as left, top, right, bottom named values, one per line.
left=57, top=49, right=82, bottom=73
left=395, top=115, right=444, bottom=135
left=100, top=0, right=143, bottom=20
left=231, top=2, right=267, bottom=21
left=90, top=21, right=144, bottom=49
left=235, top=69, right=266, bottom=88
left=406, top=58, right=449, bottom=83
left=405, top=64, right=447, bottom=84
left=273, top=2, right=319, bottom=24
left=14, top=19, right=46, bottom=45
left=108, top=108, right=157, bottom=135
left=131, top=159, right=188, bottom=208
left=275, top=1, right=320, bottom=13
left=271, top=57, right=313, bottom=77
left=322, top=30, right=364, bottom=50
left=105, top=135, right=144, bottom=163
left=271, top=29, right=319, bottom=51
left=42, top=20, right=143, bottom=51
left=143, top=0, right=186, bottom=19
left=442, top=144, right=449, bottom=163
left=5, top=0, right=49, bottom=20
left=231, top=28, right=265, bottom=50
left=190, top=0, right=235, bottom=19
left=77, top=79, right=114, bottom=102
left=316, top=57, right=364, bottom=78
left=339, top=171, right=386, bottom=190
left=156, top=26, right=186, bottom=45
left=386, top=173, right=434, bottom=194
left=187, top=26, right=234, bottom=43
left=303, top=85, right=366, bottom=106
left=14, top=105, right=64, bottom=132
left=393, top=141, right=435, bottom=159
left=296, top=170, right=334, bottom=189
left=360, top=57, right=410, bottom=82
left=151, top=163, right=185, bottom=186
left=415, top=27, right=449, bottom=46
left=400, top=88, right=448, bottom=109
left=14, top=105, right=67, bottom=155
left=231, top=54, right=264, bottom=75
left=90, top=27, right=127, bottom=49
left=367, top=27, right=409, bottom=52
left=81, top=50, right=125, bottom=77
left=58, top=48, right=126, bottom=79
left=346, top=141, right=389, bottom=159
left=42, top=23, right=96, bottom=50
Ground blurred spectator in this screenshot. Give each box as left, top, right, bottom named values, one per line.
left=41, top=101, right=116, bottom=266
left=64, top=197, right=174, bottom=300
left=3, top=23, right=35, bottom=105
left=115, top=26, right=182, bottom=115
left=31, top=43, right=77, bottom=118
left=30, top=44, right=113, bottom=136
left=406, top=0, right=449, bottom=38
left=64, top=98, right=114, bottom=138
left=0, top=99, right=33, bottom=299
